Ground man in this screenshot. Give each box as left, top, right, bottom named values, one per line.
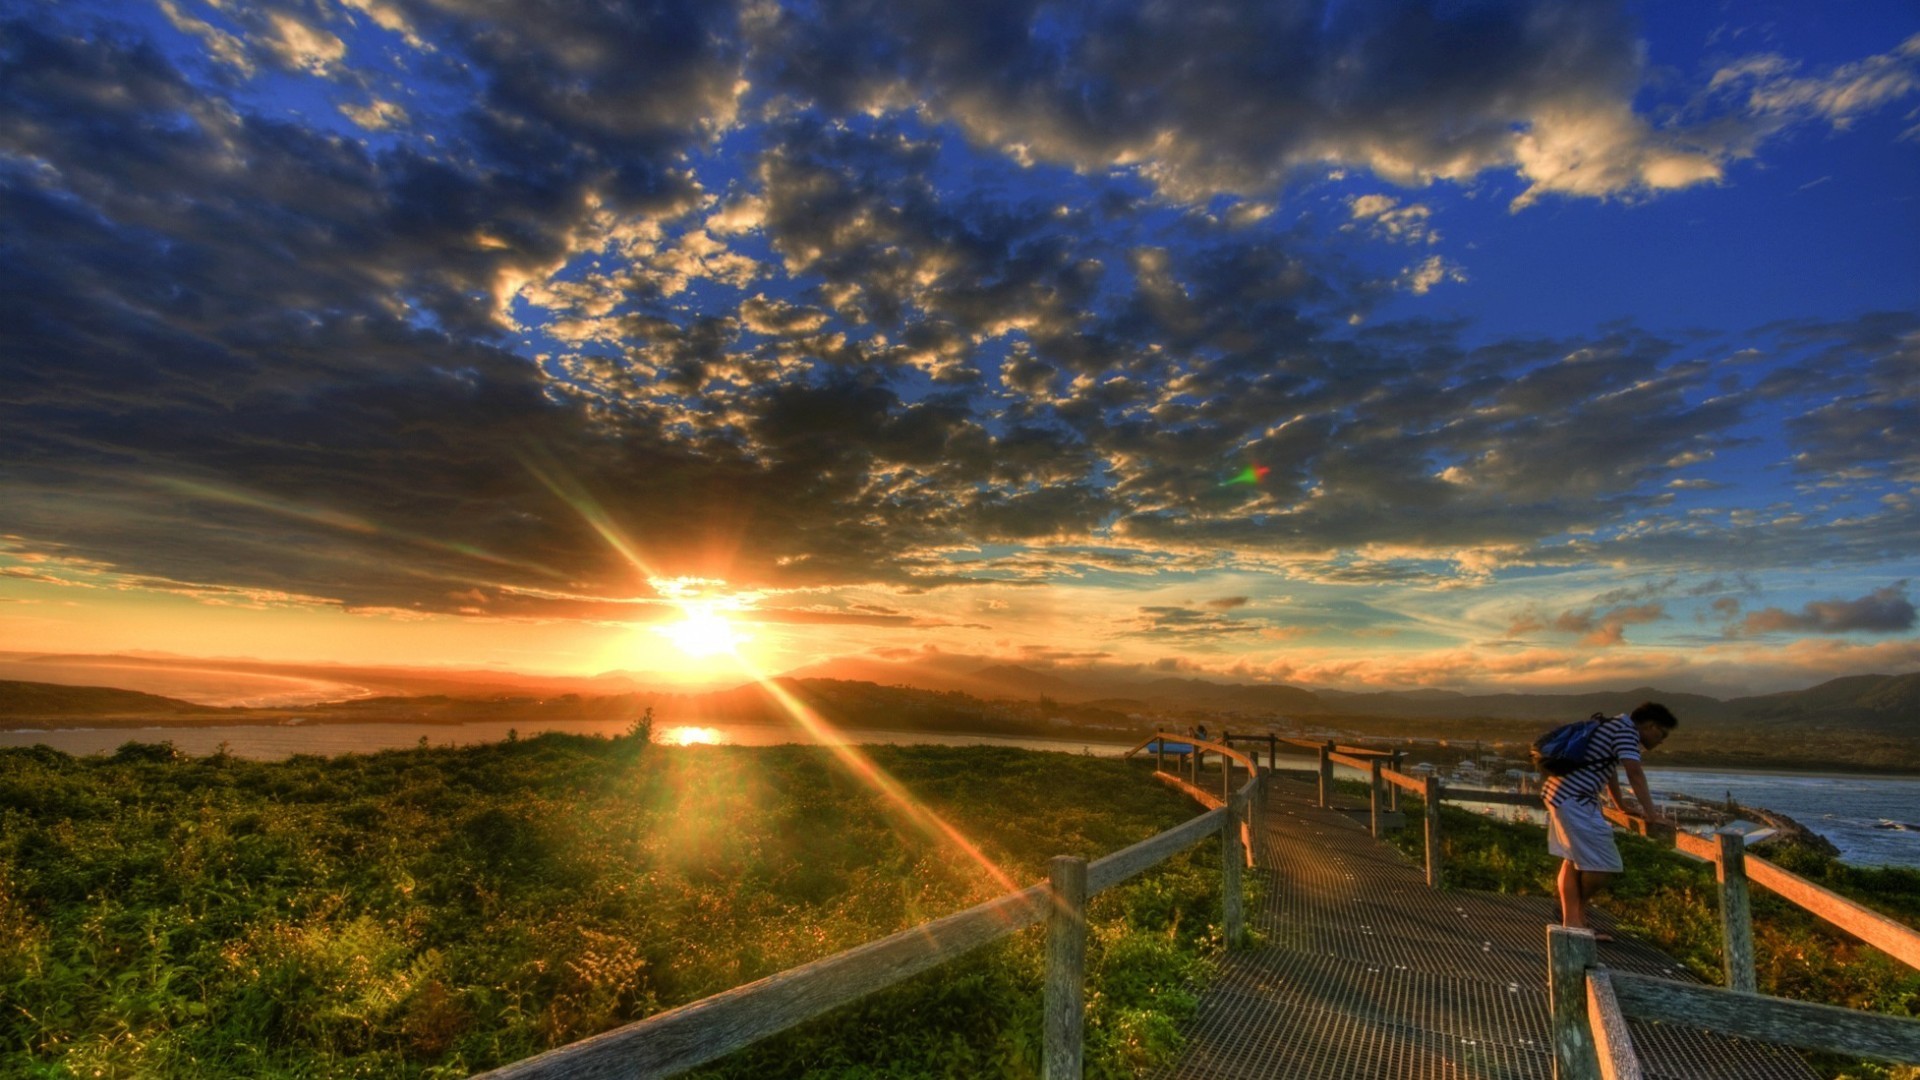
left=1543, top=702, right=1678, bottom=940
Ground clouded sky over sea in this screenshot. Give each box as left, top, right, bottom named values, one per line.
left=1, top=0, right=1916, bottom=696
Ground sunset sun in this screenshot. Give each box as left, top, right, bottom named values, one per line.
left=658, top=609, right=747, bottom=659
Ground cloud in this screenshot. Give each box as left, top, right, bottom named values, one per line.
left=1346, top=195, right=1437, bottom=244
left=759, top=0, right=1735, bottom=207
left=1734, top=585, right=1916, bottom=636
left=1398, top=254, right=1468, bottom=295
left=0, top=4, right=1914, bottom=650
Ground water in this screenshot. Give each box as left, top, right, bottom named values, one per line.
left=0, top=718, right=1140, bottom=763
left=1645, top=766, right=1920, bottom=870
left=6, top=721, right=1918, bottom=868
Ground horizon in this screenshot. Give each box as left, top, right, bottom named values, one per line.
left=1, top=647, right=1905, bottom=710
left=3, top=2, right=1918, bottom=702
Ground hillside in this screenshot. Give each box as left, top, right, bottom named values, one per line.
left=0, top=680, right=224, bottom=718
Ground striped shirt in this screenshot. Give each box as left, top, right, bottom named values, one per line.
left=1541, top=715, right=1641, bottom=807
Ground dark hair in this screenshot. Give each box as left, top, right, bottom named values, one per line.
left=1629, top=701, right=1678, bottom=729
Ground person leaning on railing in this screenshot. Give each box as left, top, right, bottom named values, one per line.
left=1543, top=702, right=1678, bottom=941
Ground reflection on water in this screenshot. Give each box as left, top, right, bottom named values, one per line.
left=656, top=725, right=725, bottom=746
left=0, top=718, right=1138, bottom=762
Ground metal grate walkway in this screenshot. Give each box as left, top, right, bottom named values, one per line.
left=1154, top=771, right=1816, bottom=1079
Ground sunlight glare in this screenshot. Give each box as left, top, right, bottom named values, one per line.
left=657, top=725, right=728, bottom=746
left=659, top=609, right=747, bottom=658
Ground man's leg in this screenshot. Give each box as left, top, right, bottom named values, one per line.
left=1557, top=859, right=1581, bottom=927
left=1579, top=870, right=1615, bottom=905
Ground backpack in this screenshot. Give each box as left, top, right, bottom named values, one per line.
left=1530, top=713, right=1609, bottom=776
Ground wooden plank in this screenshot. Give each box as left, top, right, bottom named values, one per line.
left=1745, top=855, right=1920, bottom=971
left=1548, top=926, right=1601, bottom=1080
left=1443, top=787, right=1540, bottom=807
left=1609, top=971, right=1920, bottom=1064
left=1044, top=856, right=1088, bottom=1080
left=1381, top=768, right=1427, bottom=795
left=1369, top=760, right=1383, bottom=838
left=1279, top=737, right=1325, bottom=751
left=1717, top=831, right=1757, bottom=994
left=474, top=882, right=1051, bottom=1079
left=1089, top=788, right=1228, bottom=893
left=1423, top=776, right=1443, bottom=889
left=1151, top=732, right=1259, bottom=775
left=1334, top=744, right=1396, bottom=758
left=1601, top=806, right=1675, bottom=841
left=1223, top=791, right=1245, bottom=946
left=1673, top=830, right=1720, bottom=862
left=1586, top=971, right=1644, bottom=1080
left=1328, top=750, right=1377, bottom=772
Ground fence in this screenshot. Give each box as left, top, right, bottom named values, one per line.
left=1269, top=734, right=1920, bottom=1077
left=474, top=735, right=1261, bottom=1080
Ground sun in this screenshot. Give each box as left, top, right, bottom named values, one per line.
left=658, top=608, right=747, bottom=659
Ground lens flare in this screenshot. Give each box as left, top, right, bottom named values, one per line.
left=1224, top=464, right=1271, bottom=486
left=522, top=454, right=1019, bottom=894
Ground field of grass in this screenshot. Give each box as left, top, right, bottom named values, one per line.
left=0, top=732, right=1248, bottom=1078
left=1382, top=793, right=1920, bottom=1080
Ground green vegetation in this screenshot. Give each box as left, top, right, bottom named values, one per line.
left=1384, top=796, right=1920, bottom=1080
left=0, top=736, right=1248, bottom=1078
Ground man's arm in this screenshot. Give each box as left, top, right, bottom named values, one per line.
left=1605, top=769, right=1625, bottom=810
left=1621, top=759, right=1659, bottom=822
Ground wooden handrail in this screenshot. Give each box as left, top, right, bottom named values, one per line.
left=477, top=757, right=1259, bottom=1080
left=1141, top=731, right=1261, bottom=775
left=1586, top=970, right=1644, bottom=1080
left=1380, top=768, right=1428, bottom=796
left=1327, top=750, right=1376, bottom=772
left=1440, top=786, right=1538, bottom=806
left=477, top=882, right=1052, bottom=1079
left=1608, top=971, right=1920, bottom=1064
left=1745, top=855, right=1920, bottom=971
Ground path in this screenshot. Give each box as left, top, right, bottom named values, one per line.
left=1155, top=771, right=1816, bottom=1079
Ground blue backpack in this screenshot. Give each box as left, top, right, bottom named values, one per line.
left=1531, top=714, right=1608, bottom=776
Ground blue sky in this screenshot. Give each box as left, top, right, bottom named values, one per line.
left=0, top=0, right=1915, bottom=697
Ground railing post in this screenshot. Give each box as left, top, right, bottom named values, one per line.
left=1548, top=925, right=1601, bottom=1080
left=1318, top=742, right=1333, bottom=808
left=1248, top=771, right=1264, bottom=870
left=1388, top=750, right=1403, bottom=812
left=1044, top=855, right=1088, bottom=1080
left=1155, top=737, right=1164, bottom=774
left=1424, top=775, right=1444, bottom=889
left=1267, top=733, right=1276, bottom=771
left=1717, top=829, right=1757, bottom=994
left=1222, top=792, right=1245, bottom=947
left=1221, top=749, right=1232, bottom=803
left=1369, top=759, right=1384, bottom=838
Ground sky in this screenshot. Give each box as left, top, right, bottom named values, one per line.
left=0, top=0, right=1916, bottom=699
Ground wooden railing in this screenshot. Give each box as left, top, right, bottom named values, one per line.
left=475, top=740, right=1261, bottom=1080
left=1550, top=924, right=1920, bottom=1079
left=1270, top=730, right=1920, bottom=1077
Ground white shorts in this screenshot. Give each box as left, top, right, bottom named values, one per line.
left=1547, top=799, right=1623, bottom=873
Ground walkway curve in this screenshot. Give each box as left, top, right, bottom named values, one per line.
left=1154, top=771, right=1816, bottom=1080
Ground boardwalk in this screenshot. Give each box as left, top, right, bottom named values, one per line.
left=1157, top=771, right=1815, bottom=1080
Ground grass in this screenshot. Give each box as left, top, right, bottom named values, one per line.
left=0, top=734, right=1251, bottom=1078
left=1381, top=790, right=1920, bottom=1080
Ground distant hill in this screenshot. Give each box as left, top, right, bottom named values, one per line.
left=0, top=680, right=222, bottom=717
left=1719, top=672, right=1920, bottom=736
